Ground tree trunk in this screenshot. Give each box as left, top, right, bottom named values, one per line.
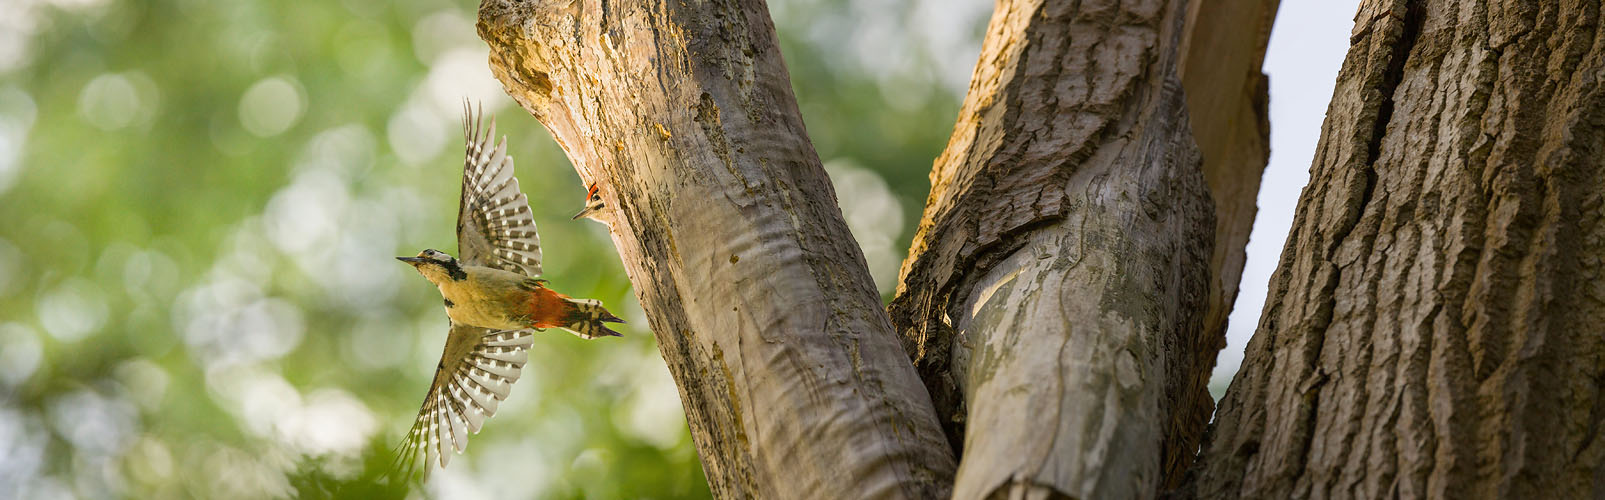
left=474, top=1, right=956, bottom=498
left=1193, top=1, right=1605, bottom=498
left=886, top=0, right=1222, bottom=497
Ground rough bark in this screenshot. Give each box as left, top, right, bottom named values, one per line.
left=1195, top=0, right=1605, bottom=498
left=1170, top=0, right=1280, bottom=485
left=475, top=1, right=956, bottom=497
left=886, top=0, right=1215, bottom=497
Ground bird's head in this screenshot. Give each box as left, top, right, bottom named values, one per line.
left=397, top=248, right=467, bottom=283
left=572, top=182, right=607, bottom=222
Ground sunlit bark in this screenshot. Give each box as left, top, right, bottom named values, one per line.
left=476, top=0, right=956, bottom=497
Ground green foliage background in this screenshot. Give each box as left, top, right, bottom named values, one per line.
left=0, top=0, right=987, bottom=497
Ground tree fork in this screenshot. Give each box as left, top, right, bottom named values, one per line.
left=476, top=0, right=956, bottom=497
left=1172, top=0, right=1280, bottom=487
left=888, top=0, right=1225, bottom=497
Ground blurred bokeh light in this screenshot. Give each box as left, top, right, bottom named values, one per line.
left=0, top=0, right=985, bottom=497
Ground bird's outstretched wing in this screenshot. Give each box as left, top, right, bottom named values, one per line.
left=457, top=101, right=542, bottom=276
left=393, top=322, right=534, bottom=476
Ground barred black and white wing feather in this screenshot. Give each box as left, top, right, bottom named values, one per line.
left=457, top=102, right=542, bottom=276
left=393, top=323, right=533, bottom=476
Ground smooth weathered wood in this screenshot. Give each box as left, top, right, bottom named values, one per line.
left=1195, top=0, right=1605, bottom=497
left=475, top=1, right=956, bottom=497
left=1169, top=0, right=1280, bottom=486
left=887, top=0, right=1216, bottom=497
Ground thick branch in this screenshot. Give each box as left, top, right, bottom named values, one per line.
left=889, top=0, right=1214, bottom=497
left=476, top=1, right=956, bottom=497
left=1166, top=0, right=1280, bottom=487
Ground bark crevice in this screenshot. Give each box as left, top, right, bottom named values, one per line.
left=1194, top=1, right=1605, bottom=497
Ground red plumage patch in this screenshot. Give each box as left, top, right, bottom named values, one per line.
left=526, top=286, right=574, bottom=329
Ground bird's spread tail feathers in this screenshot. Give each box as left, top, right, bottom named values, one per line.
left=523, top=282, right=624, bottom=339
left=560, top=297, right=624, bottom=339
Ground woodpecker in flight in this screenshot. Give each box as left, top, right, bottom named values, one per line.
left=392, top=103, right=623, bottom=476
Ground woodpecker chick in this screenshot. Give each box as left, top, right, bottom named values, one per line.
left=391, top=102, right=624, bottom=478
left=572, top=182, right=607, bottom=222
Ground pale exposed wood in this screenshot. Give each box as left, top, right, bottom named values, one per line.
left=1195, top=0, right=1605, bottom=497
left=1169, top=0, right=1280, bottom=486
left=475, top=0, right=956, bottom=497
left=887, top=0, right=1216, bottom=497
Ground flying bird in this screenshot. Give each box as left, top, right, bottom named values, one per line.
left=392, top=103, right=624, bottom=476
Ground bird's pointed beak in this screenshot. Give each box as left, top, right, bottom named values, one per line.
left=572, top=207, right=597, bottom=220
left=396, top=256, right=424, bottom=264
